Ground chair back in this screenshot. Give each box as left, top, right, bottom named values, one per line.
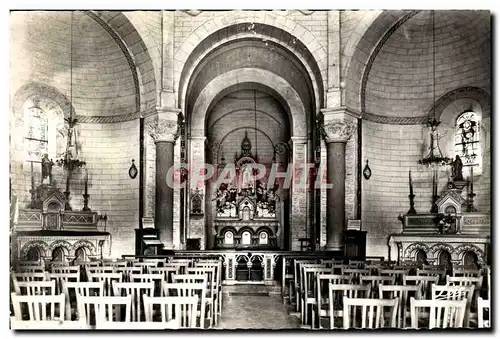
left=11, top=292, right=65, bottom=321
left=12, top=280, right=56, bottom=296
left=378, top=269, right=409, bottom=284
left=341, top=268, right=371, bottom=284
left=16, top=264, right=45, bottom=273
left=149, top=267, right=180, bottom=283
left=12, top=272, right=47, bottom=282
left=62, top=281, right=104, bottom=321
left=116, top=266, right=142, bottom=282
left=112, top=281, right=155, bottom=322
left=452, top=268, right=481, bottom=277
left=348, top=260, right=366, bottom=269
left=77, top=294, right=132, bottom=326
left=379, top=284, right=422, bottom=328
left=432, top=284, right=474, bottom=327
left=51, top=265, right=80, bottom=275
left=410, top=297, right=466, bottom=329
left=360, top=275, right=396, bottom=298
left=143, top=295, right=198, bottom=328
left=46, top=272, right=80, bottom=294
left=328, top=284, right=371, bottom=329
left=162, top=282, right=207, bottom=328
left=342, top=296, right=399, bottom=329
left=132, top=261, right=158, bottom=273
left=403, top=275, right=438, bottom=300
left=129, top=273, right=164, bottom=296
left=477, top=297, right=490, bottom=328
left=88, top=272, right=123, bottom=296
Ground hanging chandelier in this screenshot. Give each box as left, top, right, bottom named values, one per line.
left=56, top=11, right=86, bottom=172
left=417, top=10, right=452, bottom=168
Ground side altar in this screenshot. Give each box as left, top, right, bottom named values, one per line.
left=389, top=164, right=490, bottom=266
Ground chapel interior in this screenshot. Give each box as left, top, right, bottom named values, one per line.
left=9, top=10, right=491, bottom=330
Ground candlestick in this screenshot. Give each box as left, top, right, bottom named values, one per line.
left=467, top=166, right=477, bottom=212
left=29, top=161, right=36, bottom=209
left=430, top=169, right=439, bottom=213
left=407, top=169, right=416, bottom=214
left=82, top=167, right=91, bottom=211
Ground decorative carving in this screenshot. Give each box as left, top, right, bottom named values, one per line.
left=49, top=240, right=73, bottom=254
left=429, top=243, right=455, bottom=256
left=72, top=240, right=97, bottom=255
left=190, top=188, right=203, bottom=215
left=454, top=244, right=485, bottom=264
left=404, top=242, right=431, bottom=258
left=274, top=142, right=288, bottom=156
left=319, top=119, right=356, bottom=143
left=20, top=240, right=50, bottom=259
left=148, top=120, right=179, bottom=143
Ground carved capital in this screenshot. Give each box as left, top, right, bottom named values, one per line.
left=147, top=120, right=179, bottom=143
left=320, top=120, right=356, bottom=143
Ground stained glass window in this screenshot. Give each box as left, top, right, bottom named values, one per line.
left=24, top=106, right=48, bottom=162
left=455, top=111, right=480, bottom=167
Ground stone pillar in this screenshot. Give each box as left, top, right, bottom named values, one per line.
left=147, top=108, right=180, bottom=249
left=320, top=111, right=356, bottom=251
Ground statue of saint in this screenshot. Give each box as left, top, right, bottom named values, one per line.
left=41, top=154, right=54, bottom=185
left=450, top=155, right=464, bottom=181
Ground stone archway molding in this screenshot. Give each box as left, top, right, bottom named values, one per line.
left=190, top=68, right=307, bottom=138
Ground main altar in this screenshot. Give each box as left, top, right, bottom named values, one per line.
left=212, top=132, right=280, bottom=250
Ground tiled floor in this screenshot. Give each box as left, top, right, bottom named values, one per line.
left=216, top=294, right=301, bottom=329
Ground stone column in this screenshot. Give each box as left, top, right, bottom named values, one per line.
left=147, top=108, right=180, bottom=249
left=320, top=113, right=356, bottom=251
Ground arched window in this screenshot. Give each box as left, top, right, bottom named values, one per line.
left=455, top=111, right=481, bottom=168
left=24, top=99, right=48, bottom=162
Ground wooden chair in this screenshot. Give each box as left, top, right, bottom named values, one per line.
left=378, top=269, right=409, bottom=284
left=477, top=297, right=490, bottom=328
left=112, top=281, right=155, bottom=322
left=186, top=267, right=218, bottom=326
left=301, top=266, right=332, bottom=326
left=86, top=266, right=116, bottom=274
left=341, top=268, right=371, bottom=284
left=410, top=297, right=466, bottom=329
left=129, top=273, right=164, bottom=297
left=446, top=275, right=483, bottom=315
left=12, top=280, right=56, bottom=296
left=292, top=259, right=319, bottom=312
left=132, top=261, right=158, bottom=273
left=348, top=260, right=366, bottom=269
left=87, top=272, right=123, bottom=296
left=194, top=260, right=223, bottom=318
left=148, top=267, right=180, bottom=284
left=77, top=294, right=132, bottom=326
left=62, top=281, right=104, bottom=321
left=12, top=272, right=47, bottom=282
left=342, top=296, right=399, bottom=329
left=16, top=265, right=45, bottom=273
left=416, top=268, right=446, bottom=282
left=452, top=268, right=481, bottom=278
left=314, top=274, right=352, bottom=329
left=432, top=284, right=474, bottom=327
left=143, top=295, right=198, bottom=328
left=11, top=292, right=65, bottom=321
left=46, top=272, right=79, bottom=294
left=359, top=275, right=396, bottom=298
left=328, top=284, right=371, bottom=329
left=116, top=266, right=142, bottom=282
left=297, top=263, right=327, bottom=315
left=379, top=284, right=422, bottom=328
left=403, top=275, right=439, bottom=300
left=51, top=265, right=80, bottom=275
left=163, top=282, right=207, bottom=328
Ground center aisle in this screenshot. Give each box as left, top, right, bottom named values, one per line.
left=215, top=293, right=301, bottom=330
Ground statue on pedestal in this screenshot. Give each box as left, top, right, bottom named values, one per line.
left=41, top=154, right=54, bottom=185
left=450, top=155, right=464, bottom=181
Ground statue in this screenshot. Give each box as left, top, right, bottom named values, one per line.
left=450, top=155, right=464, bottom=181
left=41, top=154, right=54, bottom=185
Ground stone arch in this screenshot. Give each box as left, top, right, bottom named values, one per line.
left=190, top=68, right=307, bottom=138
left=404, top=242, right=430, bottom=259
left=175, top=12, right=326, bottom=105
left=49, top=240, right=74, bottom=257
left=72, top=240, right=97, bottom=256
left=12, top=82, right=73, bottom=120
left=20, top=241, right=50, bottom=260
left=434, top=87, right=491, bottom=121
left=454, top=244, right=485, bottom=265
left=178, top=32, right=324, bottom=115
left=429, top=243, right=455, bottom=258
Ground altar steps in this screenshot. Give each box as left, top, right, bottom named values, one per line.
left=222, top=283, right=281, bottom=296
